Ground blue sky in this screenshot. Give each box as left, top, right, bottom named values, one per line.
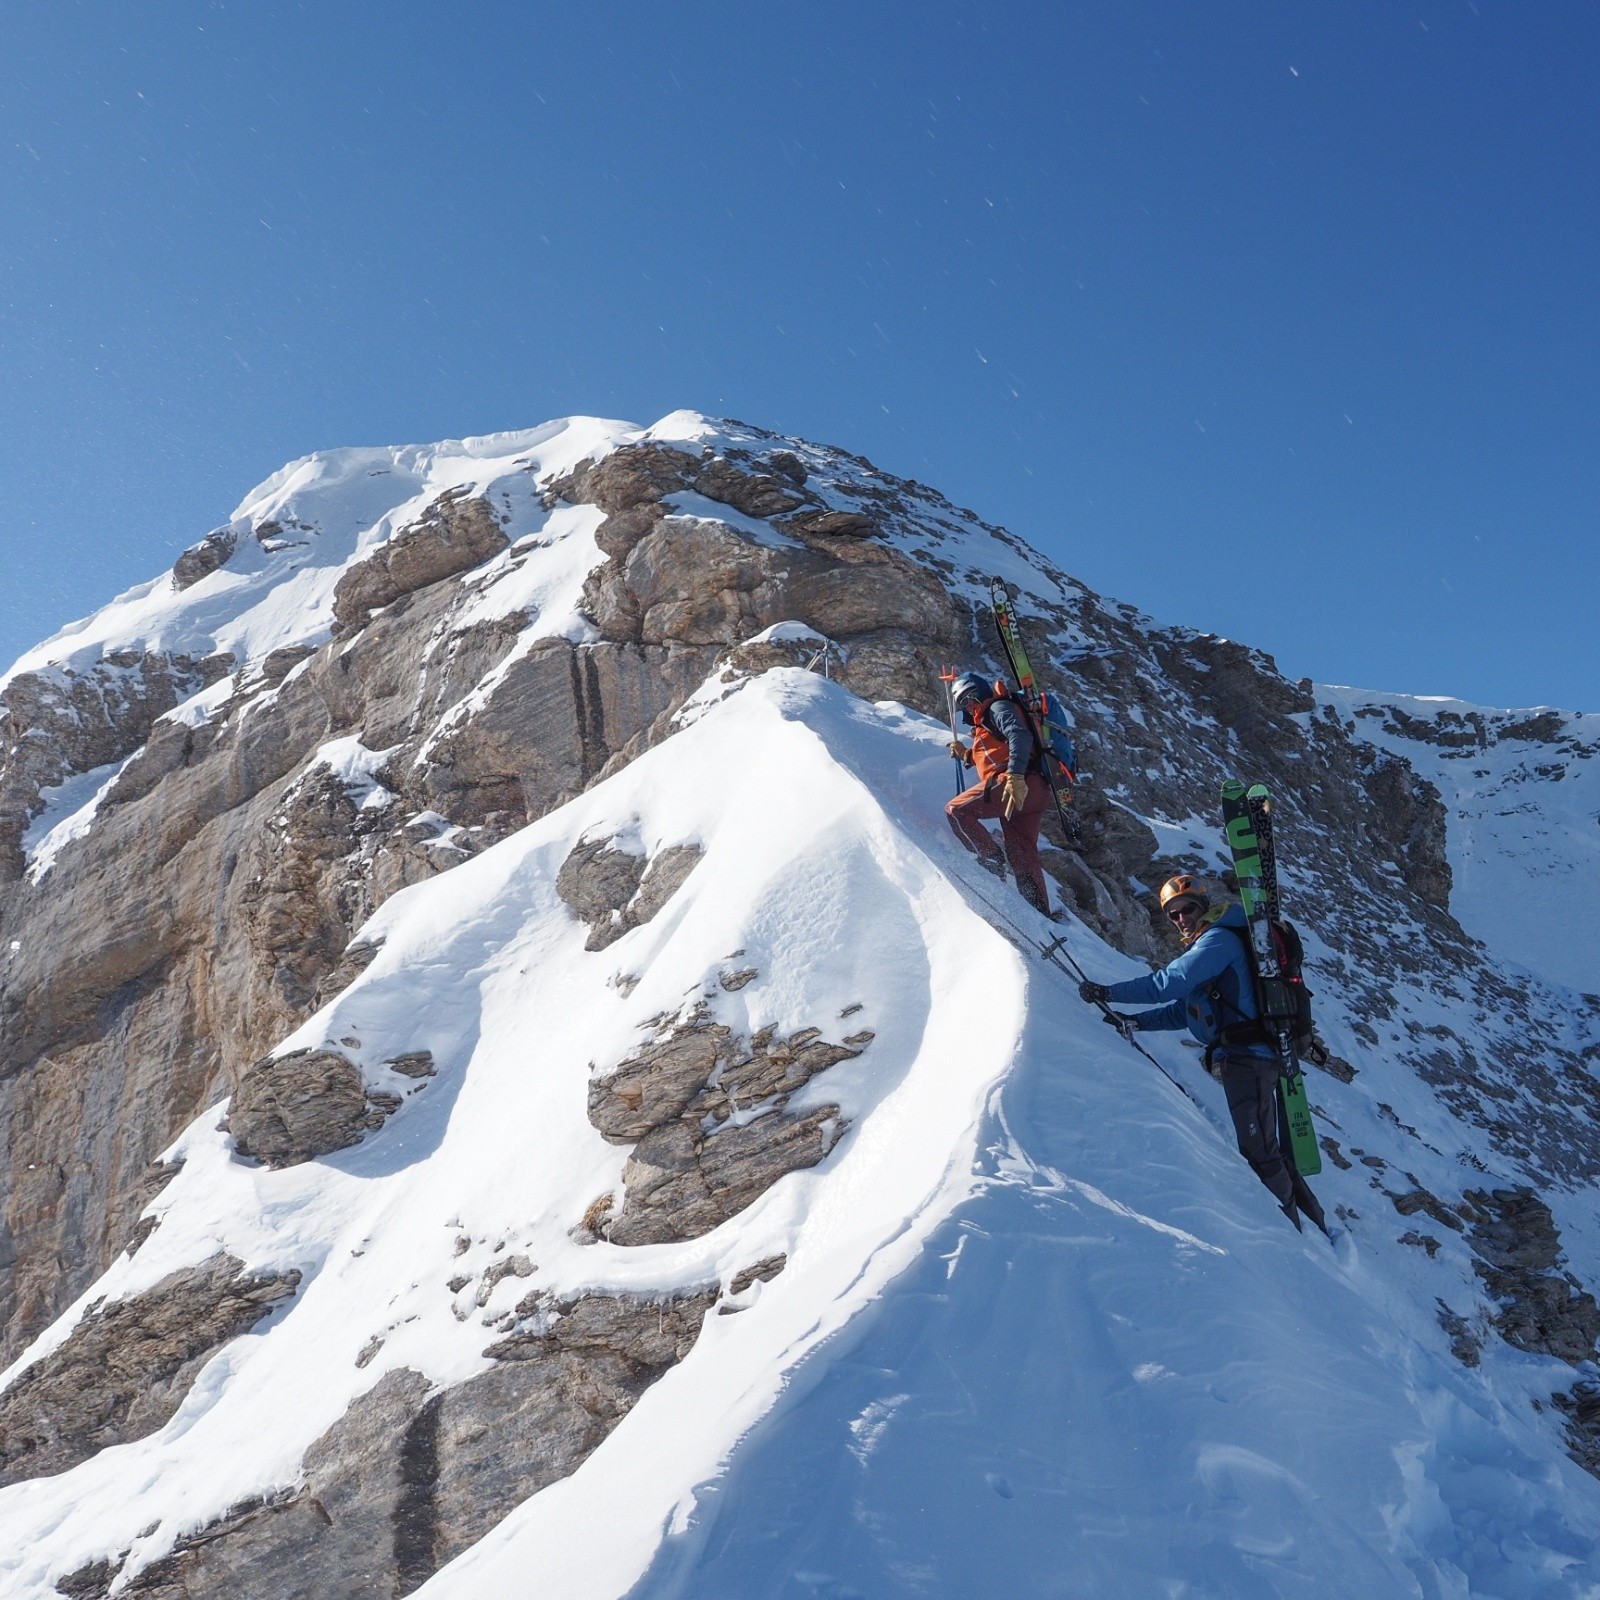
left=2, top=1, right=1595, bottom=710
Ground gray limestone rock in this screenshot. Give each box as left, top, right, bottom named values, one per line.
left=590, top=1012, right=861, bottom=1245
left=1462, top=1187, right=1600, bottom=1366
left=332, top=489, right=508, bottom=635
left=54, top=1555, right=120, bottom=1598
left=1436, top=1300, right=1484, bottom=1368
left=695, top=457, right=807, bottom=520
left=556, top=836, right=648, bottom=949
left=225, top=1049, right=399, bottom=1169
left=123, top=1156, right=186, bottom=1256
left=0, top=1252, right=299, bottom=1488
left=1553, top=1382, right=1600, bottom=1482
left=171, top=528, right=238, bottom=592
left=728, top=1254, right=787, bottom=1296
left=611, top=1106, right=845, bottom=1246
left=780, top=507, right=877, bottom=539
left=632, top=843, right=705, bottom=926
left=557, top=835, right=704, bottom=952
left=0, top=649, right=232, bottom=882
left=544, top=443, right=700, bottom=516
left=92, top=1288, right=713, bottom=1598
left=588, top=1017, right=735, bottom=1143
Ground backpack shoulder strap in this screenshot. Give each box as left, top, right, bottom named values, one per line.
left=1206, top=925, right=1256, bottom=1025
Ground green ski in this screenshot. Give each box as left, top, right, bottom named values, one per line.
left=1220, top=780, right=1322, bottom=1177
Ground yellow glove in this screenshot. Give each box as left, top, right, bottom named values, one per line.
left=948, top=740, right=973, bottom=764
left=999, top=772, right=1028, bottom=818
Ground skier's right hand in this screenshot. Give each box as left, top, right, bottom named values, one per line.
left=1101, top=1011, right=1136, bottom=1040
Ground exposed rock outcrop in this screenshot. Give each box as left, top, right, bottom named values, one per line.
left=239, top=766, right=397, bottom=1019
left=556, top=834, right=704, bottom=950
left=224, top=1049, right=401, bottom=1169
left=554, top=442, right=967, bottom=718
left=1358, top=749, right=1454, bottom=912
left=1462, top=1187, right=1600, bottom=1366
left=77, top=1288, right=713, bottom=1599
left=332, top=490, right=508, bottom=635
left=171, top=528, right=238, bottom=592
left=0, top=1253, right=299, bottom=1488
left=1553, top=1382, right=1600, bottom=1481
left=727, top=1254, right=787, bottom=1297
left=0, top=649, right=232, bottom=881
left=589, top=1009, right=863, bottom=1244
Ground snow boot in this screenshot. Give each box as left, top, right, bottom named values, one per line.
left=1016, top=875, right=1050, bottom=917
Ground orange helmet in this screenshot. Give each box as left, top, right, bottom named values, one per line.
left=1159, top=874, right=1209, bottom=912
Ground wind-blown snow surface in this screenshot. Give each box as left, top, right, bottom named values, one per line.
left=6, top=671, right=1598, bottom=1598
left=422, top=721, right=1600, bottom=1600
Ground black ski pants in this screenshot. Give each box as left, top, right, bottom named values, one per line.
left=1217, top=1054, right=1296, bottom=1211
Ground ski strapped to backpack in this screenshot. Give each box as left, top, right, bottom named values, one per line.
left=988, top=579, right=1078, bottom=785
left=987, top=578, right=1080, bottom=849
left=1208, top=919, right=1316, bottom=1060
left=1219, top=779, right=1322, bottom=1176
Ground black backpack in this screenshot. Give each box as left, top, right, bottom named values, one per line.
left=1210, top=920, right=1316, bottom=1058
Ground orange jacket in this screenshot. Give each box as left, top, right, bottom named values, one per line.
left=970, top=700, right=1010, bottom=782
left=966, top=692, right=1040, bottom=784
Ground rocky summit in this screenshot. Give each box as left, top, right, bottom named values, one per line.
left=0, top=412, right=1596, bottom=1597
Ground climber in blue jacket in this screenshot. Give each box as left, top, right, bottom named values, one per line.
left=1079, top=875, right=1324, bottom=1233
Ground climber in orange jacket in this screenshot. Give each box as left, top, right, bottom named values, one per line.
left=945, top=671, right=1053, bottom=917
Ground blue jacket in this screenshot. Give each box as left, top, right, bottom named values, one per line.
left=1103, top=903, right=1274, bottom=1060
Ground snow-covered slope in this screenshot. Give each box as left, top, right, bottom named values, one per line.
left=0, top=670, right=1592, bottom=1596
left=5, top=413, right=712, bottom=882
left=1, top=411, right=1597, bottom=1598
left=1, top=415, right=693, bottom=700
left=0, top=673, right=1023, bottom=1594
left=1324, top=687, right=1600, bottom=996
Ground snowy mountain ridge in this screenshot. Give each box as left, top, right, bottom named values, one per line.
left=1319, top=685, right=1600, bottom=995
left=0, top=412, right=1595, bottom=1598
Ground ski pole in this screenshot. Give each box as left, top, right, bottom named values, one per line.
left=938, top=667, right=966, bottom=798
left=957, top=866, right=1203, bottom=1111
left=1037, top=934, right=1202, bottom=1105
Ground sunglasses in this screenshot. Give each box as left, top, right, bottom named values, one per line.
left=1166, top=901, right=1203, bottom=922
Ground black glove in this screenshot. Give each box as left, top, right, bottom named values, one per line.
left=1102, top=1011, right=1136, bottom=1039
left=1078, top=980, right=1109, bottom=1005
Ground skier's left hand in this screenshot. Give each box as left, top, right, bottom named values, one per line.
left=1078, top=980, right=1109, bottom=1004
left=1101, top=1011, right=1136, bottom=1040
left=999, top=772, right=1027, bottom=817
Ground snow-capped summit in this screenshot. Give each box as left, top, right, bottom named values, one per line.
left=0, top=413, right=1595, bottom=1597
